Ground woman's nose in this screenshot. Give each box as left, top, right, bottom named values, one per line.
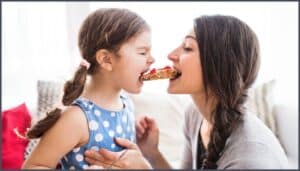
left=167, top=52, right=179, bottom=62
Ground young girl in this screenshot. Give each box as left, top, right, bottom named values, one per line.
left=22, top=8, right=154, bottom=169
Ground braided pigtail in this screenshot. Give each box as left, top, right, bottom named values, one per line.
left=203, top=92, right=246, bottom=169
left=26, top=66, right=88, bottom=139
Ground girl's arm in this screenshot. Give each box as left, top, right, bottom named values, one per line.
left=22, top=106, right=88, bottom=169
left=146, top=149, right=172, bottom=169
left=135, top=116, right=172, bottom=169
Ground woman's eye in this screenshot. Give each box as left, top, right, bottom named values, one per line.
left=139, top=52, right=146, bottom=55
left=183, top=47, right=193, bottom=52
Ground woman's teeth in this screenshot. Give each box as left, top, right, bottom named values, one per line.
left=171, top=71, right=182, bottom=80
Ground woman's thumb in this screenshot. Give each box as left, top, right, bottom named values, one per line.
left=114, top=137, right=138, bottom=149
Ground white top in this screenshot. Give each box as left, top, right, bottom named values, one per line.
left=181, top=103, right=289, bottom=169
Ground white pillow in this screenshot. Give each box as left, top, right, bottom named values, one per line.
left=245, top=80, right=277, bottom=136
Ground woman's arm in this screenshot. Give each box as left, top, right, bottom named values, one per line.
left=22, top=106, right=88, bottom=169
left=85, top=138, right=152, bottom=169
left=85, top=116, right=173, bottom=169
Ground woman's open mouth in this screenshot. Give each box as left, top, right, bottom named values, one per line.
left=170, top=69, right=182, bottom=81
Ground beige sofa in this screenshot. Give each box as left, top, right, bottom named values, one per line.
left=27, top=80, right=298, bottom=169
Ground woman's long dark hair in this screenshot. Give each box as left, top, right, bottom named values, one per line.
left=26, top=8, right=149, bottom=139
left=194, top=15, right=260, bottom=169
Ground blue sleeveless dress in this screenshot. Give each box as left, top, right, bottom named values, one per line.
left=60, top=95, right=136, bottom=170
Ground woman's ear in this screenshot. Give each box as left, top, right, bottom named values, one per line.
left=95, top=49, right=113, bottom=71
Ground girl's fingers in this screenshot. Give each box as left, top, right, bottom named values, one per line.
left=139, top=117, right=148, bottom=128
left=135, top=121, right=145, bottom=134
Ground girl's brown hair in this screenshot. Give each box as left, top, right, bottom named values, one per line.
left=27, top=8, right=149, bottom=139
left=194, top=15, right=260, bottom=169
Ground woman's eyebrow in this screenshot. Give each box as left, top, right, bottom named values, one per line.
left=185, top=35, right=197, bottom=41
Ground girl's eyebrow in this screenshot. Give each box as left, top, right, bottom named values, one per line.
left=137, top=46, right=151, bottom=50
left=185, top=35, right=197, bottom=41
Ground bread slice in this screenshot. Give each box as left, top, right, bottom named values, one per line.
left=141, top=66, right=178, bottom=81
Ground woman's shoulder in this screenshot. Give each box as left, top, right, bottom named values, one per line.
left=219, top=139, right=289, bottom=169
left=184, top=102, right=202, bottom=118
left=218, top=112, right=289, bottom=169
left=230, top=112, right=279, bottom=144
left=183, top=103, right=202, bottom=135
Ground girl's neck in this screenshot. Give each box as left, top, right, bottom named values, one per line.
left=81, top=75, right=123, bottom=111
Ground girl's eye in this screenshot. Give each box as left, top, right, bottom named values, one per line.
left=139, top=52, right=146, bottom=55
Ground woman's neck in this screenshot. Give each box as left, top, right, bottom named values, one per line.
left=191, top=94, right=214, bottom=124
left=191, top=93, right=215, bottom=149
left=81, top=75, right=123, bottom=111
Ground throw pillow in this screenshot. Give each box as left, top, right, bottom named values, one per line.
left=245, top=80, right=277, bottom=136
left=24, top=80, right=63, bottom=159
left=37, top=80, right=63, bottom=118
left=2, top=103, right=31, bottom=169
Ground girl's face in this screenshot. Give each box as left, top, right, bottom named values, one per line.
left=113, top=30, right=155, bottom=93
left=167, top=30, right=204, bottom=95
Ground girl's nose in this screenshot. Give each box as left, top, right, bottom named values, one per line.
left=147, top=55, right=155, bottom=64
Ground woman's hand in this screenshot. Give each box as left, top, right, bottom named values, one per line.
left=84, top=138, right=152, bottom=169
left=135, top=115, right=160, bottom=160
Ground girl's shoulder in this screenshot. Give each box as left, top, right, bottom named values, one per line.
left=59, top=105, right=87, bottom=128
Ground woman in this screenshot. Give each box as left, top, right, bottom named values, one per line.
left=84, top=15, right=288, bottom=169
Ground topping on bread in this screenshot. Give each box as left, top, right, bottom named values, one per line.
left=141, top=66, right=180, bottom=81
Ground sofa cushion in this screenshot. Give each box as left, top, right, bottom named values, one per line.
left=245, top=80, right=277, bottom=136
left=37, top=80, right=63, bottom=118
left=274, top=104, right=298, bottom=169
left=2, top=103, right=31, bottom=169
left=24, top=80, right=63, bottom=159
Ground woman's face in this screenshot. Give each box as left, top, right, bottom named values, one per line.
left=167, top=29, right=204, bottom=95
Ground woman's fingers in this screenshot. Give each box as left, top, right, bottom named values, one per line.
left=85, top=150, right=105, bottom=162
left=114, top=137, right=138, bottom=150
left=98, top=148, right=120, bottom=161
left=86, top=163, right=121, bottom=169
left=87, top=165, right=104, bottom=169
left=85, top=149, right=125, bottom=168
left=84, top=155, right=112, bottom=168
left=84, top=149, right=118, bottom=164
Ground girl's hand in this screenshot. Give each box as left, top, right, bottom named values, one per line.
left=135, top=115, right=160, bottom=160
left=84, top=138, right=152, bottom=169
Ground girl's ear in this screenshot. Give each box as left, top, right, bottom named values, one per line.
left=95, top=49, right=113, bottom=71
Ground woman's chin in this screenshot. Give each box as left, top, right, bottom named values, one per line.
left=167, top=86, right=179, bottom=94
left=167, top=84, right=187, bottom=94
